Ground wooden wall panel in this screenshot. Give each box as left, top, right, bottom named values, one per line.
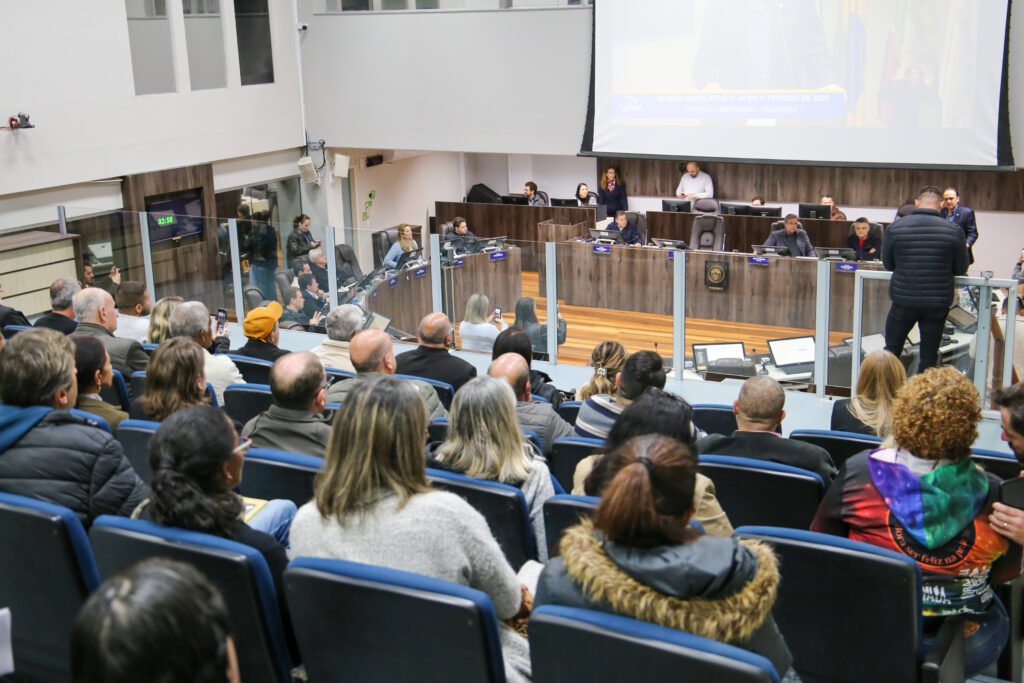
left=597, top=157, right=1024, bottom=212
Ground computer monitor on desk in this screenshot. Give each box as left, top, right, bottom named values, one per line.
left=550, top=198, right=576, bottom=207
left=692, top=342, right=747, bottom=372
left=817, top=247, right=856, bottom=260
left=749, top=206, right=782, bottom=218
left=651, top=238, right=688, bottom=250
left=501, top=195, right=528, bottom=206
left=798, top=203, right=831, bottom=220
left=393, top=248, right=424, bottom=270
left=752, top=244, right=790, bottom=256
left=719, top=202, right=749, bottom=215
left=768, top=336, right=816, bottom=375
left=662, top=199, right=691, bottom=213
left=590, top=228, right=624, bottom=244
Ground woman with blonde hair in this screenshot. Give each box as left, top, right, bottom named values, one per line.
left=130, top=337, right=208, bottom=421
left=830, top=349, right=906, bottom=437
left=146, top=296, right=184, bottom=344
left=597, top=166, right=628, bottom=214
left=290, top=376, right=532, bottom=683
left=431, top=376, right=555, bottom=560
left=458, top=293, right=507, bottom=353
left=576, top=341, right=626, bottom=401
left=383, top=223, right=418, bottom=269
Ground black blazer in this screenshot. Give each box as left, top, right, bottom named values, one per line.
left=395, top=345, right=477, bottom=396
left=846, top=233, right=881, bottom=261
left=597, top=182, right=628, bottom=215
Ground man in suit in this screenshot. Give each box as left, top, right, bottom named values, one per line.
left=298, top=273, right=327, bottom=322
left=33, top=277, right=80, bottom=334
left=69, top=288, right=149, bottom=378
left=764, top=214, right=816, bottom=257
left=396, top=312, right=476, bottom=394
left=941, top=187, right=979, bottom=265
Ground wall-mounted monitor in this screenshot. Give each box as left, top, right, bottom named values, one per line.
left=145, top=189, right=205, bottom=248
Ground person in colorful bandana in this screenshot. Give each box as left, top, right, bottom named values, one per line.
left=813, top=367, right=1022, bottom=676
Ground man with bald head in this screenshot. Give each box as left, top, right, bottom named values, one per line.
left=396, top=312, right=476, bottom=395
left=70, top=287, right=149, bottom=377
left=696, top=375, right=836, bottom=481
left=326, top=328, right=447, bottom=420
left=489, top=352, right=573, bottom=455
left=242, top=352, right=332, bottom=457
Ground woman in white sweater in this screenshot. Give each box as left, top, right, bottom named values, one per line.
left=458, top=293, right=508, bottom=353
left=290, top=375, right=531, bottom=683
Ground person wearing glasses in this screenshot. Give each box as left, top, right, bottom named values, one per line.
left=242, top=353, right=333, bottom=458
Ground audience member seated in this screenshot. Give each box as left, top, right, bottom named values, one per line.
left=290, top=375, right=531, bottom=683
left=989, top=383, right=1024, bottom=544
left=697, top=376, right=836, bottom=481
left=831, top=349, right=905, bottom=436
left=575, top=182, right=597, bottom=207
left=242, top=352, right=332, bottom=458
left=847, top=217, right=881, bottom=261
left=281, top=286, right=322, bottom=329
left=169, top=301, right=244, bottom=406
left=575, top=341, right=626, bottom=401
left=814, top=368, right=1020, bottom=677
left=751, top=196, right=765, bottom=206
left=113, top=281, right=151, bottom=343
left=597, top=166, right=628, bottom=215
left=820, top=194, right=847, bottom=221
left=575, top=350, right=666, bottom=440
left=286, top=213, right=319, bottom=266
left=459, top=293, right=508, bottom=353
left=308, top=247, right=332, bottom=294
left=129, top=337, right=209, bottom=422
left=0, top=328, right=146, bottom=525
left=764, top=214, right=816, bottom=257
left=325, top=328, right=446, bottom=420
left=33, top=277, right=80, bottom=334
left=396, top=312, right=477, bottom=392
left=676, top=160, right=715, bottom=200
left=536, top=434, right=797, bottom=681
left=298, top=273, right=328, bottom=322
left=430, top=376, right=555, bottom=560
left=383, top=223, right=419, bottom=269
left=0, top=288, right=30, bottom=328
left=70, top=287, right=149, bottom=378
left=512, top=297, right=566, bottom=361
left=146, top=296, right=184, bottom=344
left=232, top=302, right=288, bottom=362
left=291, top=260, right=313, bottom=288
left=310, top=304, right=362, bottom=372
left=574, top=389, right=732, bottom=537
left=524, top=181, right=547, bottom=207
left=73, top=336, right=128, bottom=432
left=71, top=558, right=241, bottom=683
left=490, top=353, right=574, bottom=455
left=493, top=327, right=565, bottom=409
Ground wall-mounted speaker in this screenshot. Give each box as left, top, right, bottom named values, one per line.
left=333, top=153, right=350, bottom=178
left=298, top=156, right=319, bottom=184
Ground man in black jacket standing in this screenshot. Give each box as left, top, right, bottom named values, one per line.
left=882, top=186, right=969, bottom=372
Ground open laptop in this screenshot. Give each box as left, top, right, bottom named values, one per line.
left=477, top=236, right=507, bottom=253
left=692, top=342, right=746, bottom=372
left=652, top=238, right=688, bottom=250
left=947, top=305, right=978, bottom=330
left=362, top=311, right=391, bottom=332
left=767, top=336, right=815, bottom=375
left=816, top=247, right=856, bottom=260
left=752, top=244, right=790, bottom=256
left=844, top=333, right=886, bottom=354
left=393, top=247, right=424, bottom=270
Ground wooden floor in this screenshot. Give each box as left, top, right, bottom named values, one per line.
left=500, top=271, right=850, bottom=366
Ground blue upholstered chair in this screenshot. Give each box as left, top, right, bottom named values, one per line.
left=697, top=455, right=824, bottom=529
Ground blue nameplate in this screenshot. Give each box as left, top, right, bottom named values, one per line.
left=387, top=277, right=399, bottom=288
left=489, top=251, right=508, bottom=262
left=451, top=258, right=465, bottom=268
left=748, top=256, right=770, bottom=266
left=593, top=244, right=612, bottom=255
left=667, top=249, right=676, bottom=260
left=835, top=262, right=858, bottom=272
left=414, top=267, right=427, bottom=278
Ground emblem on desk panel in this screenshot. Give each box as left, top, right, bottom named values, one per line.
left=387, top=277, right=398, bottom=288
left=835, top=262, right=858, bottom=272
left=592, top=244, right=612, bottom=255
left=705, top=261, right=728, bottom=291
left=414, top=267, right=427, bottom=278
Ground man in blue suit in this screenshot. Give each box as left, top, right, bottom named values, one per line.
left=941, top=187, right=978, bottom=265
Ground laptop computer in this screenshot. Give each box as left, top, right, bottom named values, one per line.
left=393, top=247, right=424, bottom=270
left=767, top=336, right=815, bottom=375
left=752, top=244, right=790, bottom=256
left=362, top=312, right=391, bottom=332
left=692, top=342, right=746, bottom=372
left=652, top=238, right=689, bottom=250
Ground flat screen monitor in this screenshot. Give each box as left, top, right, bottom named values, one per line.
left=590, top=228, right=624, bottom=243
left=362, top=312, right=391, bottom=331
left=550, top=198, right=578, bottom=207
left=752, top=244, right=790, bottom=256
left=146, top=189, right=205, bottom=246
left=719, top=202, right=749, bottom=216
left=478, top=236, right=507, bottom=252
left=501, top=195, right=528, bottom=205
left=768, top=336, right=815, bottom=368
left=393, top=248, right=424, bottom=269
left=749, top=206, right=783, bottom=218
left=661, top=199, right=691, bottom=213
left=798, top=203, right=832, bottom=220
left=651, top=238, right=688, bottom=250
left=692, top=342, right=746, bottom=371
left=817, top=247, right=857, bottom=260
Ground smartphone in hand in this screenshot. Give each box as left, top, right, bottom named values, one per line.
left=215, top=308, right=228, bottom=336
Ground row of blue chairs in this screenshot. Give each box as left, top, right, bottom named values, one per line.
left=0, top=490, right=965, bottom=683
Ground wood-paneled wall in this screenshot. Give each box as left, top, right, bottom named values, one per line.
left=598, top=157, right=1024, bottom=212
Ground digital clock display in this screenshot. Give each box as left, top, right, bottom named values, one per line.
left=156, top=215, right=176, bottom=226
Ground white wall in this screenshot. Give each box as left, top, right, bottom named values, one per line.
left=301, top=7, right=592, bottom=155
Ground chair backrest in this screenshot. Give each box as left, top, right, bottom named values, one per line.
left=537, top=189, right=550, bottom=205
left=698, top=455, right=824, bottom=529
left=114, top=419, right=161, bottom=483
left=89, top=516, right=293, bottom=683
left=789, top=429, right=882, bottom=471
left=99, top=368, right=132, bottom=411
left=692, top=404, right=737, bottom=436
left=2, top=324, right=32, bottom=339
left=224, top=354, right=274, bottom=385
left=735, top=526, right=921, bottom=682
left=543, top=494, right=599, bottom=559
left=523, top=428, right=544, bottom=454
left=394, top=373, right=455, bottom=410
left=0, top=492, right=100, bottom=682
left=706, top=358, right=757, bottom=377
left=325, top=366, right=355, bottom=383
left=693, top=198, right=721, bottom=214
left=224, top=383, right=273, bottom=425
left=336, top=242, right=365, bottom=283
left=371, top=228, right=399, bottom=269
left=550, top=437, right=606, bottom=494
left=240, top=448, right=322, bottom=507
left=826, top=344, right=855, bottom=388
left=689, top=214, right=725, bottom=251
left=972, top=448, right=1021, bottom=480
left=285, top=557, right=506, bottom=683
left=530, top=605, right=779, bottom=683
left=244, top=287, right=266, bottom=313
left=427, top=416, right=449, bottom=444
left=557, top=400, right=582, bottom=425
left=274, top=268, right=293, bottom=298
left=68, top=408, right=112, bottom=434
left=625, top=210, right=647, bottom=243
left=130, top=369, right=148, bottom=397
left=426, top=467, right=536, bottom=568
left=531, top=394, right=551, bottom=404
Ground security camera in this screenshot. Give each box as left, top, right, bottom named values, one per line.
left=296, top=21, right=309, bottom=31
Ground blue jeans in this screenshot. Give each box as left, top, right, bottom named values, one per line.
left=249, top=498, right=297, bottom=550
left=919, top=598, right=1009, bottom=677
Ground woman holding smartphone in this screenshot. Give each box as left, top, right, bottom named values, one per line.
left=458, top=293, right=508, bottom=353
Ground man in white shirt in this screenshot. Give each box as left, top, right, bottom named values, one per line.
left=310, top=304, right=362, bottom=372
left=676, top=161, right=715, bottom=200
left=113, top=281, right=151, bottom=343
left=167, top=301, right=244, bottom=406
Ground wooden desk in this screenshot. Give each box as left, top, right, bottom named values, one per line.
left=364, top=264, right=432, bottom=335
left=645, top=212, right=870, bottom=253
left=442, top=247, right=522, bottom=323
left=0, top=231, right=82, bottom=315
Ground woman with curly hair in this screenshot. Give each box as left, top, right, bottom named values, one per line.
left=813, top=367, right=1020, bottom=676
left=575, top=341, right=626, bottom=401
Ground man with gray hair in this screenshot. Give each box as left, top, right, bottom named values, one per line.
left=70, top=287, right=149, bottom=377
left=242, top=352, right=332, bottom=457
left=34, top=277, right=81, bottom=334
left=696, top=375, right=836, bottom=481
left=396, top=312, right=476, bottom=394
left=489, top=352, right=573, bottom=455
left=310, top=304, right=363, bottom=372
left=168, top=301, right=244, bottom=406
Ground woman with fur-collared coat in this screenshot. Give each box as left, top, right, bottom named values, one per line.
left=535, top=434, right=799, bottom=682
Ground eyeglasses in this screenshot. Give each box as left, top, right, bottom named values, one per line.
left=232, top=436, right=253, bottom=456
